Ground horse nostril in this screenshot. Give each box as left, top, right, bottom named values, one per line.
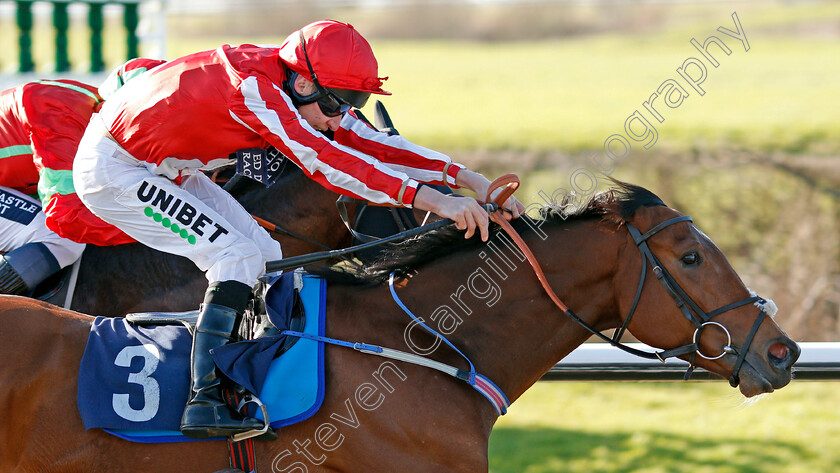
left=769, top=342, right=789, bottom=361
left=768, top=341, right=799, bottom=369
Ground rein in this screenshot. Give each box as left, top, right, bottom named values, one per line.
left=265, top=203, right=497, bottom=273
left=484, top=175, right=769, bottom=387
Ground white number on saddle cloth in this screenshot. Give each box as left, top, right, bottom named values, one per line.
left=112, top=344, right=162, bottom=422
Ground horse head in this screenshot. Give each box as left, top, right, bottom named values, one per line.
left=608, top=186, right=799, bottom=397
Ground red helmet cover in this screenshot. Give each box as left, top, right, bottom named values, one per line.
left=278, top=20, right=391, bottom=95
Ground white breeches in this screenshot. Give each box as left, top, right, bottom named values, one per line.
left=73, top=118, right=283, bottom=286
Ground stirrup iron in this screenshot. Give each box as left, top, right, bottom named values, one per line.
left=231, top=394, right=272, bottom=442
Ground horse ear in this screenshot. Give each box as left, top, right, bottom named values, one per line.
left=374, top=101, right=399, bottom=136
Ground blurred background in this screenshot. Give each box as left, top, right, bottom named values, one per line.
left=2, top=1, right=839, bottom=471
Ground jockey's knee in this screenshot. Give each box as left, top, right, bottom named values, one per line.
left=205, top=241, right=265, bottom=288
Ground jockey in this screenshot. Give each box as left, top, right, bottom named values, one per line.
left=0, top=59, right=165, bottom=296
left=72, top=19, right=524, bottom=439
left=98, top=57, right=166, bottom=100
left=0, top=80, right=97, bottom=295
left=0, top=185, right=84, bottom=296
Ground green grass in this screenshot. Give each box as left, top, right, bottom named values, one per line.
left=371, top=34, right=840, bottom=155
left=365, top=2, right=840, bottom=154
left=2, top=2, right=837, bottom=154
left=490, top=381, right=840, bottom=473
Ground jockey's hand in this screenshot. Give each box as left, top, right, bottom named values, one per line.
left=489, top=190, right=525, bottom=220
left=414, top=186, right=490, bottom=241
left=455, top=169, right=525, bottom=220
left=439, top=195, right=490, bottom=241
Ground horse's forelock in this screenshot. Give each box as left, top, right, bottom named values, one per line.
left=610, top=180, right=667, bottom=220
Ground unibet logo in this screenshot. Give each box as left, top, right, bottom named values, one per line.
left=137, top=181, right=230, bottom=244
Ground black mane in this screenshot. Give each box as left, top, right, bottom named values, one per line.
left=311, top=180, right=665, bottom=285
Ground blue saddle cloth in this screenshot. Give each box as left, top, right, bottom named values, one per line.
left=77, top=273, right=326, bottom=443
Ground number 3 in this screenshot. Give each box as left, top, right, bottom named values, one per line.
left=112, top=344, right=161, bottom=422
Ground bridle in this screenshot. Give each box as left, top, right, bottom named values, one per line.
left=486, top=176, right=770, bottom=387
left=609, top=215, right=768, bottom=386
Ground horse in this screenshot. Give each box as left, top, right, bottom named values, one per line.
left=0, top=182, right=799, bottom=472
left=40, top=162, right=358, bottom=316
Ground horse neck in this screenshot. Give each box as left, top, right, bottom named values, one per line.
left=391, top=217, right=624, bottom=405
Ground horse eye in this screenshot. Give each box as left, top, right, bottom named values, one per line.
left=681, top=252, right=700, bottom=265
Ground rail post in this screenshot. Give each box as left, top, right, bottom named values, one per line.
left=88, top=1, right=104, bottom=72
left=53, top=1, right=70, bottom=72
left=15, top=0, right=34, bottom=73
left=8, top=0, right=162, bottom=74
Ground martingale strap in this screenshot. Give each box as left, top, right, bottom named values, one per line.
left=280, top=283, right=512, bottom=417
left=387, top=273, right=510, bottom=415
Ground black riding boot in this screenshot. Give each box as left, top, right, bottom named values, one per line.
left=180, top=282, right=264, bottom=439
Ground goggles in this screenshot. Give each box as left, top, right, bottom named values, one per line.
left=287, top=73, right=358, bottom=117
left=315, top=94, right=351, bottom=117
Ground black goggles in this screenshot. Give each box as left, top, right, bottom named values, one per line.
left=314, top=90, right=351, bottom=117
left=287, top=73, right=360, bottom=117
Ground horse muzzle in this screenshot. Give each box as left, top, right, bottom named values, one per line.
left=730, top=336, right=800, bottom=397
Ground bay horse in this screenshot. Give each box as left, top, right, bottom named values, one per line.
left=0, top=182, right=799, bottom=472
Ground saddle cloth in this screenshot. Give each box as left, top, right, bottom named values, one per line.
left=76, top=273, right=327, bottom=443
